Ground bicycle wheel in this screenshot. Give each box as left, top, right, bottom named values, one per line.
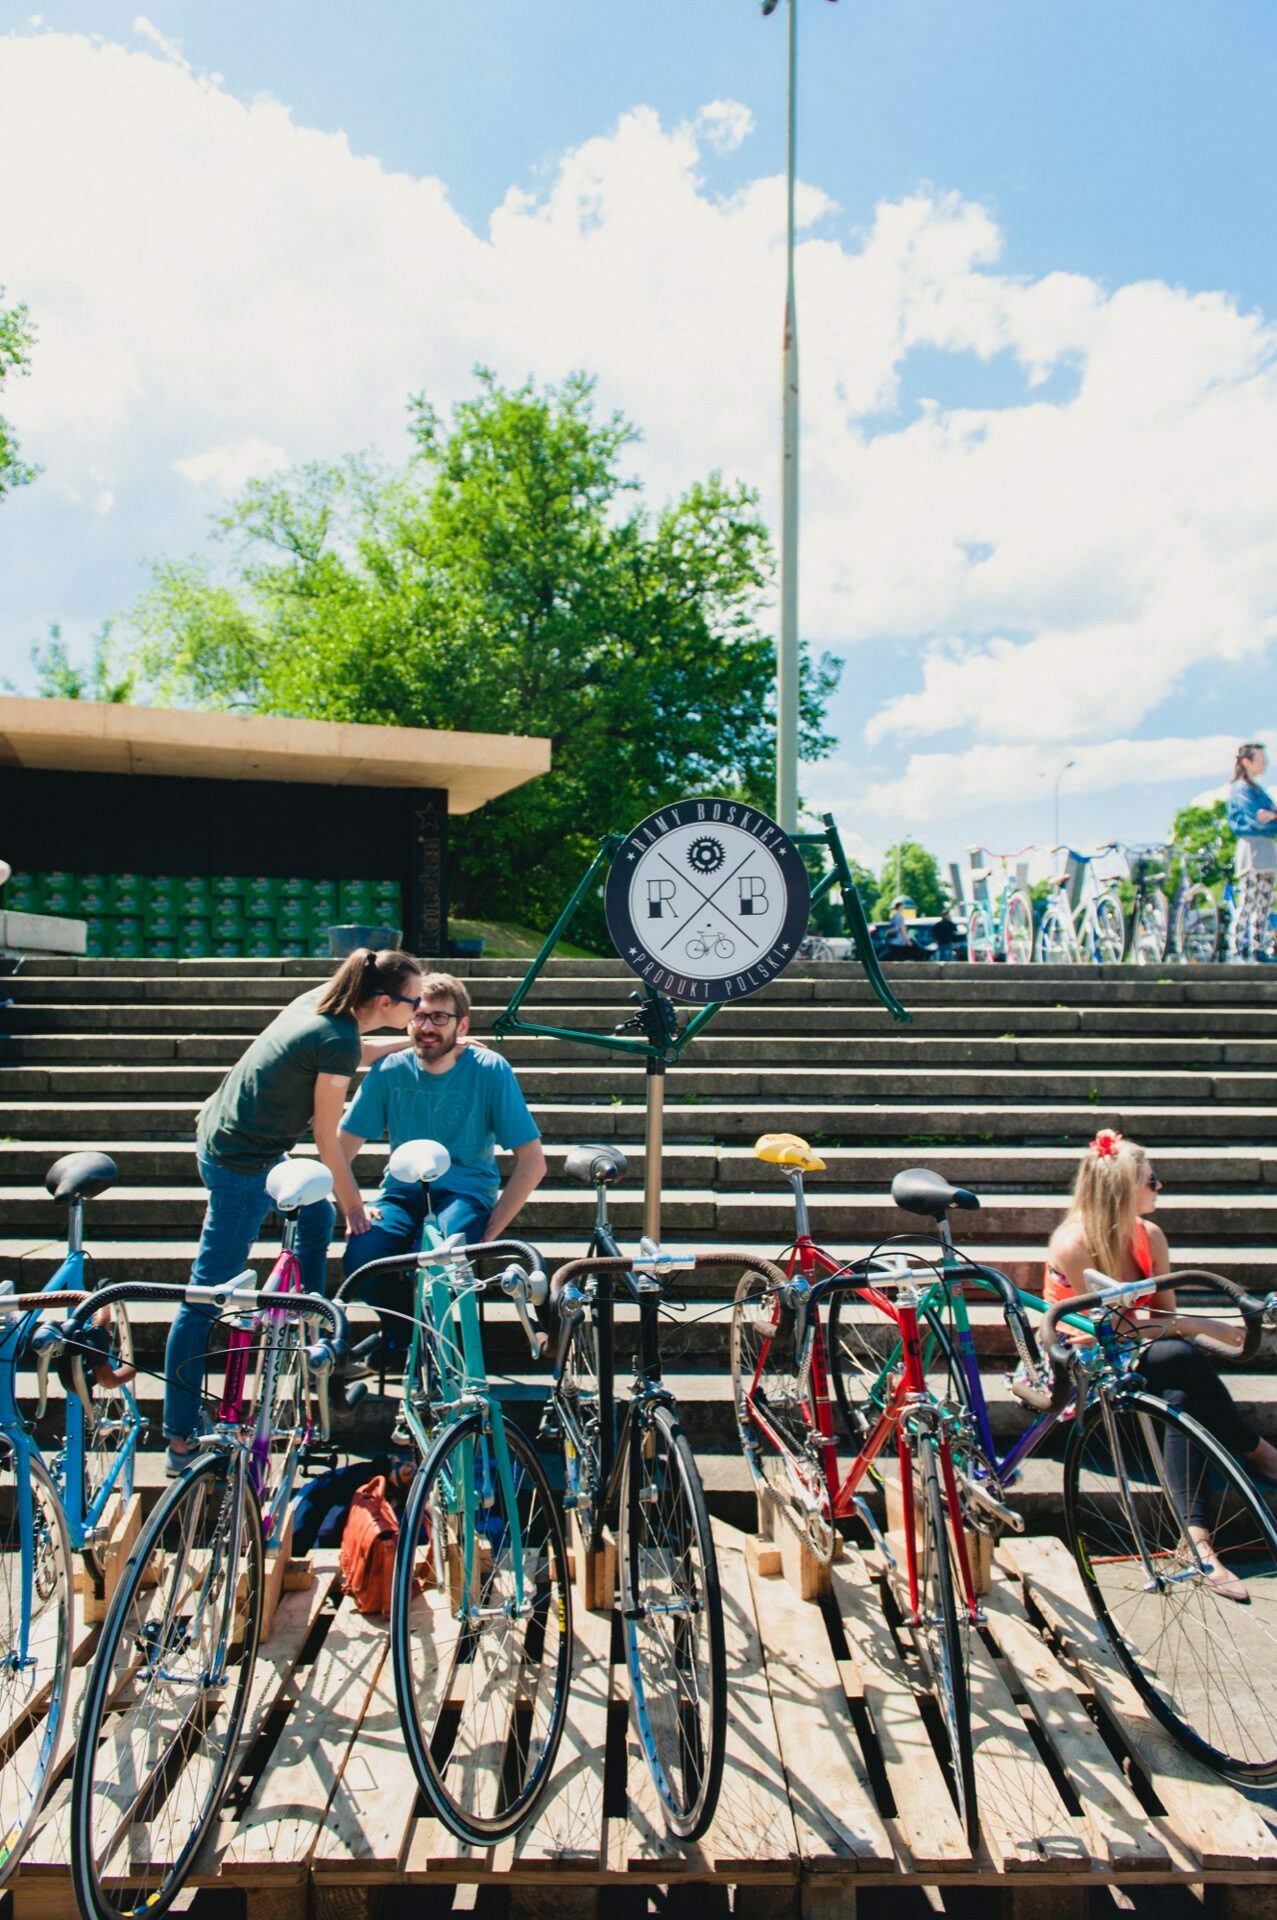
left=72, top=1453, right=264, bottom=1920
left=1035, top=902, right=1077, bottom=964
left=255, top=1310, right=319, bottom=1540
left=392, top=1410, right=571, bottom=1844
left=966, top=906, right=995, bottom=964
left=1083, top=894, right=1125, bottom=965
left=829, top=1291, right=964, bottom=1448
left=558, top=1305, right=607, bottom=1537
left=806, top=937, right=834, bottom=962
left=1064, top=1389, right=1277, bottom=1780
left=1171, top=884, right=1220, bottom=964
left=730, top=1267, right=832, bottom=1557
left=999, top=890, right=1032, bottom=964
left=620, top=1401, right=726, bottom=1841
left=912, top=1436, right=979, bottom=1843
left=76, top=1298, right=138, bottom=1587
left=0, top=1448, right=74, bottom=1888
left=1130, top=888, right=1169, bottom=964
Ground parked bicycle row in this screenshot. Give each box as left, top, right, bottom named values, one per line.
left=6, top=1118, right=1277, bottom=1914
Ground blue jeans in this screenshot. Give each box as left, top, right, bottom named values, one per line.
left=164, top=1152, right=335, bottom=1443
left=342, top=1187, right=490, bottom=1358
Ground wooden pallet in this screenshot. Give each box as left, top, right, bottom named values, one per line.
left=9, top=1529, right=1277, bottom=1920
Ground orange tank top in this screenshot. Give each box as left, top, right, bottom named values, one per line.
left=1044, top=1219, right=1152, bottom=1305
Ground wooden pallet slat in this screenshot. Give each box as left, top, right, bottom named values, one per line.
left=513, top=1595, right=611, bottom=1872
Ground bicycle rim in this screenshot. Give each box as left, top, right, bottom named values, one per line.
left=1002, top=891, right=1034, bottom=964
left=1036, top=904, right=1076, bottom=964
left=1065, top=1391, right=1277, bottom=1779
left=1093, top=895, right=1126, bottom=965
left=72, top=1454, right=263, bottom=1920
left=1173, top=885, right=1219, bottom=964
left=1132, top=891, right=1169, bottom=964
left=0, top=1449, right=73, bottom=1888
left=391, top=1412, right=572, bottom=1845
left=79, top=1301, right=137, bottom=1585
left=913, top=1439, right=978, bottom=1843
left=967, top=907, right=995, bottom=964
left=257, top=1314, right=316, bottom=1539
left=559, top=1310, right=604, bottom=1537
left=730, top=1267, right=830, bottom=1551
left=620, top=1403, right=726, bottom=1840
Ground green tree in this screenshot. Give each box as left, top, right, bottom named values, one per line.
left=1170, top=800, right=1234, bottom=891
left=0, top=291, right=39, bottom=501
left=27, top=622, right=136, bottom=703
left=125, top=370, right=840, bottom=942
left=874, top=841, right=943, bottom=919
left=801, top=844, right=876, bottom=935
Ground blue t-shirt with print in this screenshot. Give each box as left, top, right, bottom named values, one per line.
left=340, top=1047, right=539, bottom=1204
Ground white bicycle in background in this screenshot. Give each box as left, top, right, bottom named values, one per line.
left=1035, top=843, right=1126, bottom=964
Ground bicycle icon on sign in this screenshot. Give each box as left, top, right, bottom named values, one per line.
left=686, top=930, right=736, bottom=962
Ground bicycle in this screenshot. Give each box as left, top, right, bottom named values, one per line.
left=1167, top=839, right=1222, bottom=963
left=808, top=1152, right=1277, bottom=1784
left=1035, top=844, right=1126, bottom=964
left=1122, top=844, right=1171, bottom=964
left=728, top=1136, right=983, bottom=1843
left=338, top=1139, right=573, bottom=1845
left=965, top=845, right=1035, bottom=964
left=545, top=1212, right=745, bottom=1840
left=67, top=1276, right=347, bottom=1920
left=0, top=1151, right=142, bottom=1887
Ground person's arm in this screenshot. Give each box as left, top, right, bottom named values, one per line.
left=360, top=1035, right=414, bottom=1065
left=484, top=1138, right=547, bottom=1241
left=312, top=1074, right=367, bottom=1233
left=1139, top=1222, right=1243, bottom=1348
left=334, top=1127, right=379, bottom=1238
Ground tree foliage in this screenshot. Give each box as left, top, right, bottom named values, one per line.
left=1170, top=800, right=1234, bottom=890
left=0, top=291, right=39, bottom=501
left=25, top=623, right=137, bottom=703
left=874, top=840, right=944, bottom=918
left=125, top=371, right=841, bottom=942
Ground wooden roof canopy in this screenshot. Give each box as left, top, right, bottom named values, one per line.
left=0, top=697, right=551, bottom=815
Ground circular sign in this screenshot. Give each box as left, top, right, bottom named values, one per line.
left=605, top=798, right=811, bottom=1002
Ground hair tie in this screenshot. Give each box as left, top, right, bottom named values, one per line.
left=1090, top=1129, right=1123, bottom=1159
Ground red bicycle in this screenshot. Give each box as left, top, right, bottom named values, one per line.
left=729, top=1132, right=981, bottom=1842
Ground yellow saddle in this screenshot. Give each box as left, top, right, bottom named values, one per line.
left=754, top=1132, right=826, bottom=1174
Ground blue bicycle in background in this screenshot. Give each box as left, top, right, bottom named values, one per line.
left=0, top=1150, right=144, bottom=1884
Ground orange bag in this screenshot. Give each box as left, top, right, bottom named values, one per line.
left=339, top=1475, right=400, bottom=1617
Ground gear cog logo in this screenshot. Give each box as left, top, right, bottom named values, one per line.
left=687, top=835, right=726, bottom=876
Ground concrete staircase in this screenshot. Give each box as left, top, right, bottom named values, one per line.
left=3, top=955, right=1275, bottom=1529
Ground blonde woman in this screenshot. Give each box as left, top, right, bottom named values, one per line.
left=1046, top=1129, right=1277, bottom=1596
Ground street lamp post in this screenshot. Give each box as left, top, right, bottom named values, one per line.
left=1054, top=759, right=1077, bottom=849
left=763, top=0, right=838, bottom=833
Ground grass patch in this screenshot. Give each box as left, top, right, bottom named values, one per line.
left=447, top=917, right=597, bottom=960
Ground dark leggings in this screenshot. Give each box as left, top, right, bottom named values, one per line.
left=1137, top=1337, right=1258, bottom=1528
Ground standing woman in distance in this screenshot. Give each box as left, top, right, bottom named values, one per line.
left=163, top=946, right=423, bottom=1470
left=1227, top=742, right=1277, bottom=962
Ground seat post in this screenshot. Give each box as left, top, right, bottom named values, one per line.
left=66, top=1197, right=85, bottom=1256
left=593, top=1178, right=610, bottom=1242
left=786, top=1169, right=811, bottom=1239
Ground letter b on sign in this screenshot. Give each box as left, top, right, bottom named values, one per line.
left=739, top=875, right=769, bottom=917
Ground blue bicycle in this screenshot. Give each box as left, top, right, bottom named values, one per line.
left=0, top=1151, right=144, bottom=1885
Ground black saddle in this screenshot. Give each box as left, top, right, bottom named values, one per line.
left=891, top=1167, right=980, bottom=1221
left=562, top=1144, right=629, bottom=1188
left=44, top=1151, right=118, bottom=1205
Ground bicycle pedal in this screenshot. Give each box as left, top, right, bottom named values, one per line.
left=301, top=1447, right=339, bottom=1478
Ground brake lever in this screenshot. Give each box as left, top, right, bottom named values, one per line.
left=30, top=1322, right=63, bottom=1422
left=500, top=1265, right=549, bottom=1359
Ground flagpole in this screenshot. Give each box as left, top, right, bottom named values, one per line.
left=776, top=0, right=800, bottom=833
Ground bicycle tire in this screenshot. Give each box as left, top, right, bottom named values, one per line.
left=806, top=937, right=835, bottom=962
left=391, top=1411, right=572, bottom=1845
left=1035, top=901, right=1077, bottom=964
left=76, top=1299, right=138, bottom=1586
left=828, top=1291, right=965, bottom=1450
left=1002, top=890, right=1034, bottom=964
left=729, top=1266, right=833, bottom=1558
left=558, top=1301, right=607, bottom=1540
left=1091, top=893, right=1126, bottom=965
left=620, top=1401, right=726, bottom=1841
left=966, top=906, right=995, bottom=964
left=0, top=1448, right=74, bottom=1889
left=913, top=1436, right=979, bottom=1843
left=1129, top=888, right=1169, bottom=964
left=255, top=1308, right=319, bottom=1541
left=1064, top=1389, right=1277, bottom=1780
left=71, top=1453, right=264, bottom=1920
left=1170, top=884, right=1220, bottom=964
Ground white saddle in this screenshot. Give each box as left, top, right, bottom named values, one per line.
left=266, top=1160, right=334, bottom=1213
left=387, top=1138, right=453, bottom=1186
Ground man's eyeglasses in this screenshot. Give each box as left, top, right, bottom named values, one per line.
left=413, top=1009, right=460, bottom=1029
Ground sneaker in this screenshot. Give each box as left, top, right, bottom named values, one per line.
left=165, top=1443, right=199, bottom=1478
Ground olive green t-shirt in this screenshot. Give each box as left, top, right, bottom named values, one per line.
left=197, top=987, right=361, bottom=1173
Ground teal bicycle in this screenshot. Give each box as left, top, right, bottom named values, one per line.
left=343, top=1140, right=572, bottom=1846
left=964, top=844, right=1035, bottom=964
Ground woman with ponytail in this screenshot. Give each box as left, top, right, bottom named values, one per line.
left=1227, top=743, right=1277, bottom=961
left=1046, top=1130, right=1277, bottom=1595
left=163, top=946, right=423, bottom=1468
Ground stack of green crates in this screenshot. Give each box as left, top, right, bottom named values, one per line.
left=0, top=872, right=402, bottom=958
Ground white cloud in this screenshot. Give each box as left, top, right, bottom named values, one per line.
left=173, top=438, right=290, bottom=492
left=695, top=100, right=754, bottom=155
left=131, top=16, right=190, bottom=72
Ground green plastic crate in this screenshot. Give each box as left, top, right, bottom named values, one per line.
left=209, top=875, right=242, bottom=901
left=146, top=877, right=180, bottom=908
left=309, top=880, right=339, bottom=910
left=213, top=938, right=243, bottom=957
left=338, top=881, right=374, bottom=915
left=111, top=931, right=143, bottom=959
left=108, top=874, right=144, bottom=910
left=39, top=875, right=80, bottom=912
left=246, top=934, right=275, bottom=958
left=243, top=877, right=277, bottom=911
left=180, top=878, right=213, bottom=909
left=84, top=930, right=107, bottom=958
left=148, top=938, right=177, bottom=959
left=147, top=911, right=180, bottom=939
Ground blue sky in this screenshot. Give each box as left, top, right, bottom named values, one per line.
left=2, top=2, right=1275, bottom=878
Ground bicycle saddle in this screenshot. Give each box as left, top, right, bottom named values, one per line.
left=387, top=1138, right=452, bottom=1186
left=44, top=1150, right=117, bottom=1205
left=891, top=1168, right=979, bottom=1220
left=563, top=1144, right=628, bottom=1187
left=266, top=1159, right=334, bottom=1214
left=754, top=1132, right=826, bottom=1174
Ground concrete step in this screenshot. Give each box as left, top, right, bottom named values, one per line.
left=8, top=1183, right=1277, bottom=1241
left=4, top=1062, right=1274, bottom=1104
